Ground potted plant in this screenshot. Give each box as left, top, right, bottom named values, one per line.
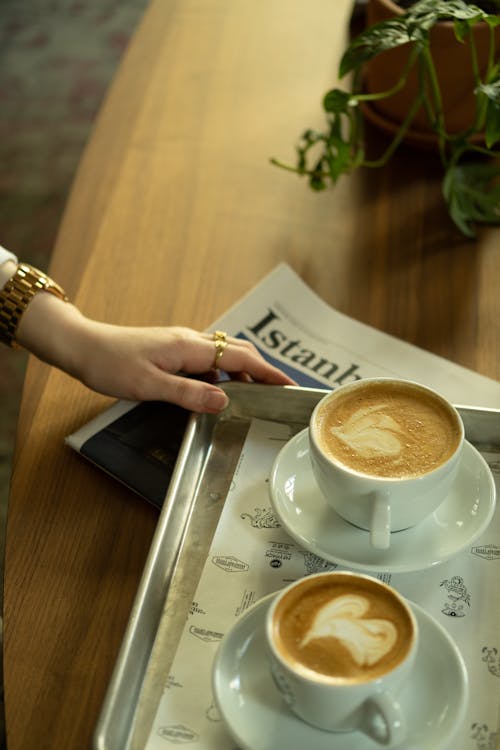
left=272, top=0, right=500, bottom=237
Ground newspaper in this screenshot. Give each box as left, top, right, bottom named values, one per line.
left=123, top=264, right=498, bottom=750
left=209, top=263, right=500, bottom=407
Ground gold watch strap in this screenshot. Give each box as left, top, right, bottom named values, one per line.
left=0, top=263, right=68, bottom=348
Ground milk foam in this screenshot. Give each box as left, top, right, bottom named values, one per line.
left=329, top=403, right=404, bottom=460
left=299, top=594, right=397, bottom=667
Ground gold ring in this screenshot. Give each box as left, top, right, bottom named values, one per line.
left=212, top=330, right=228, bottom=369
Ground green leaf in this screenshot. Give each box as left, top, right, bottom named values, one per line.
left=323, top=89, right=351, bottom=114
left=295, top=129, right=325, bottom=174
left=309, top=156, right=327, bottom=191
left=484, top=13, right=500, bottom=29
left=339, top=18, right=411, bottom=77
left=325, top=115, right=352, bottom=182
left=340, top=0, right=494, bottom=79
left=309, top=175, right=326, bottom=191
left=299, top=129, right=324, bottom=146
left=454, top=19, right=471, bottom=42
left=404, top=2, right=440, bottom=34
left=477, top=81, right=500, bottom=147
left=478, top=80, right=500, bottom=105
left=486, top=101, right=500, bottom=148
left=443, top=161, right=500, bottom=237
left=407, top=0, right=486, bottom=24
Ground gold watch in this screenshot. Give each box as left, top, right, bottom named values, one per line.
left=0, top=263, right=69, bottom=348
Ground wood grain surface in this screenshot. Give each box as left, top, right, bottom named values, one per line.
left=4, top=1, right=499, bottom=748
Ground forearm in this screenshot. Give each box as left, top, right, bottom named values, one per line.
left=16, top=292, right=90, bottom=376
left=1, top=252, right=295, bottom=411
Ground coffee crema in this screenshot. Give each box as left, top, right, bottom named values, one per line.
left=272, top=576, right=414, bottom=683
left=314, top=380, right=461, bottom=479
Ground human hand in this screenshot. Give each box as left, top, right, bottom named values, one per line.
left=75, top=322, right=296, bottom=412
left=17, top=296, right=296, bottom=412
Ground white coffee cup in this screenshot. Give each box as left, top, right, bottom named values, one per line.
left=309, top=378, right=465, bottom=549
left=265, top=571, right=418, bottom=746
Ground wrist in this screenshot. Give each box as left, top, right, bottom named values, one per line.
left=16, top=294, right=87, bottom=373
left=0, top=263, right=68, bottom=348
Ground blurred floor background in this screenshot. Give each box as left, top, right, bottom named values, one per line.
left=0, top=0, right=149, bottom=544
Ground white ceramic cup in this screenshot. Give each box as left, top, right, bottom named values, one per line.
left=309, top=378, right=465, bottom=549
left=265, top=571, right=418, bottom=746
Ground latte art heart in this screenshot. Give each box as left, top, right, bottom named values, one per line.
left=314, top=380, right=461, bottom=478
left=330, top=404, right=404, bottom=460
left=300, top=594, right=397, bottom=667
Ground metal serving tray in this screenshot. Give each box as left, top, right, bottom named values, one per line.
left=93, top=383, right=500, bottom=750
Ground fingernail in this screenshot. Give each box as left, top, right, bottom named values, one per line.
left=204, top=389, right=229, bottom=412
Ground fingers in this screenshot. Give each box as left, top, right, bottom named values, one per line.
left=198, top=332, right=296, bottom=385
left=145, top=329, right=296, bottom=411
left=145, top=370, right=230, bottom=413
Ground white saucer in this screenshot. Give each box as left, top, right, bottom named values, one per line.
left=213, top=593, right=468, bottom=750
left=269, top=429, right=496, bottom=573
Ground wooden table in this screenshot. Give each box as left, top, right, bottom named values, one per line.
left=5, top=1, right=499, bottom=748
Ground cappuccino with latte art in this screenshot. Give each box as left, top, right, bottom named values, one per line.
left=315, top=380, right=461, bottom=479
left=272, top=573, right=414, bottom=682
left=309, top=378, right=465, bottom=549
left=266, top=572, right=418, bottom=742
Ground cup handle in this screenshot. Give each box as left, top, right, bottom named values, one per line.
left=370, top=492, right=391, bottom=550
left=360, top=691, right=406, bottom=747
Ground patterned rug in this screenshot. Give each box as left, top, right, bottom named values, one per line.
left=0, top=0, right=149, bottom=532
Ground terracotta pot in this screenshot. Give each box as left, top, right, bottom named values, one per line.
left=362, top=0, right=500, bottom=146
